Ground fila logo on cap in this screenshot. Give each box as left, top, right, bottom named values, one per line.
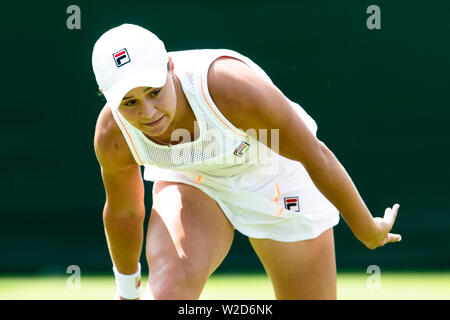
left=284, top=196, right=300, bottom=212
left=113, top=48, right=131, bottom=67
left=234, top=141, right=250, bottom=157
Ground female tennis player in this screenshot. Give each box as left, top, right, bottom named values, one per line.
left=92, top=24, right=401, bottom=300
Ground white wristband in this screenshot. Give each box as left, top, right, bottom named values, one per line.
left=112, top=263, right=143, bottom=299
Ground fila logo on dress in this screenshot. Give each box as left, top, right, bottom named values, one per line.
left=234, top=141, right=250, bottom=157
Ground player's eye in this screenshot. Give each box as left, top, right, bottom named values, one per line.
left=150, top=89, right=161, bottom=97
left=123, top=99, right=137, bottom=106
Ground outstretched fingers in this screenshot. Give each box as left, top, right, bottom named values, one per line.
left=384, top=203, right=400, bottom=229
left=386, top=233, right=402, bottom=243
left=382, top=204, right=402, bottom=246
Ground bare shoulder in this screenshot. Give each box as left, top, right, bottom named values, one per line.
left=207, top=57, right=286, bottom=132
left=207, top=56, right=323, bottom=164
left=94, top=104, right=136, bottom=171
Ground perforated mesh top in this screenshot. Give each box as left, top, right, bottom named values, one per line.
left=111, top=50, right=255, bottom=171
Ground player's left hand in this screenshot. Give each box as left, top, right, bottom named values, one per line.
left=361, top=203, right=402, bottom=250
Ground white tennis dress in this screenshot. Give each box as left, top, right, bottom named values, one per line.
left=111, top=49, right=339, bottom=242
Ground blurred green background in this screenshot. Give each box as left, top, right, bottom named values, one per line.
left=0, top=0, right=449, bottom=282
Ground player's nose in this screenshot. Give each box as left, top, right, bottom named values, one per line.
left=139, top=100, right=159, bottom=119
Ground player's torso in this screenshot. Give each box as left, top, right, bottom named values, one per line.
left=111, top=49, right=276, bottom=176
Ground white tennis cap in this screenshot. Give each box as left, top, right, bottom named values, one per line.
left=92, top=24, right=168, bottom=111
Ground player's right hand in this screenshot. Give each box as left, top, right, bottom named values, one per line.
left=360, top=203, right=402, bottom=250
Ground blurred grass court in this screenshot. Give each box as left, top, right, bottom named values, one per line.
left=0, top=272, right=449, bottom=300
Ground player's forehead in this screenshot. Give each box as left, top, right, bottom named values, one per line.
left=123, top=86, right=154, bottom=100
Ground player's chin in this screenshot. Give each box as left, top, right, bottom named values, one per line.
left=141, top=117, right=169, bottom=136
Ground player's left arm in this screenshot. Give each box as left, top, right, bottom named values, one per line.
left=208, top=57, right=401, bottom=250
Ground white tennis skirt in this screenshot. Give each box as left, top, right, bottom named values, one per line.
left=143, top=155, right=340, bottom=242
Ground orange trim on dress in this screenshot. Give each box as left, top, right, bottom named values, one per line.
left=276, top=207, right=284, bottom=217
left=274, top=183, right=283, bottom=217
left=273, top=183, right=280, bottom=203
left=200, top=74, right=247, bottom=137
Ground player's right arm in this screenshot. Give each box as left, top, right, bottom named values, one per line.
left=94, top=105, right=145, bottom=276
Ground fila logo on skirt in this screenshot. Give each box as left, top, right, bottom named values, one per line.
left=284, top=196, right=300, bottom=212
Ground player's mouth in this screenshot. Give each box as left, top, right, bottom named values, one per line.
left=144, top=115, right=165, bottom=127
